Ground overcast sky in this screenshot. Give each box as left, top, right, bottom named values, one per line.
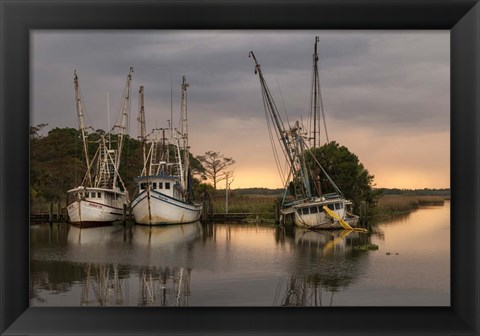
left=32, top=30, right=449, bottom=189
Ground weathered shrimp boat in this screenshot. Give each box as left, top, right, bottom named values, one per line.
left=250, top=38, right=360, bottom=230
left=66, top=68, right=133, bottom=228
left=131, top=77, right=202, bottom=225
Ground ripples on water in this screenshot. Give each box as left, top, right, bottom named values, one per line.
left=30, top=203, right=450, bottom=306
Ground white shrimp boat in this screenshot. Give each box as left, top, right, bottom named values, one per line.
left=284, top=195, right=359, bottom=230
left=131, top=174, right=202, bottom=225
left=131, top=77, right=202, bottom=225
left=250, top=38, right=361, bottom=230
left=67, top=68, right=133, bottom=228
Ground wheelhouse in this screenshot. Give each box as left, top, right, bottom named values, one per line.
left=136, top=175, right=182, bottom=199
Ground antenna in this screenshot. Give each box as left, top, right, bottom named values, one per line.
left=170, top=76, right=173, bottom=139
left=107, top=90, right=111, bottom=148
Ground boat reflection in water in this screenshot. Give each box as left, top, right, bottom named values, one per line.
left=67, top=225, right=121, bottom=245
left=132, top=221, right=201, bottom=248
left=294, top=228, right=359, bottom=255
left=78, top=263, right=192, bottom=307
left=68, top=223, right=201, bottom=306
left=137, top=266, right=192, bottom=306
left=132, top=222, right=200, bottom=306
left=80, top=263, right=129, bottom=306
left=276, top=228, right=368, bottom=306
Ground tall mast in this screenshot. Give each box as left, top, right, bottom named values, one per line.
left=137, top=86, right=146, bottom=141
left=112, top=67, right=133, bottom=188
left=310, top=36, right=329, bottom=148
left=180, top=76, right=190, bottom=192
left=137, top=85, right=147, bottom=166
left=181, top=76, right=189, bottom=149
left=73, top=70, right=92, bottom=186
left=249, top=51, right=311, bottom=199
left=249, top=52, right=295, bottom=167
left=170, top=76, right=173, bottom=139
left=312, top=36, right=319, bottom=149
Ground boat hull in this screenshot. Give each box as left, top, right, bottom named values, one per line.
left=66, top=187, right=129, bottom=228
left=282, top=197, right=360, bottom=230
left=292, top=212, right=359, bottom=230
left=131, top=190, right=202, bottom=225
left=67, top=200, right=125, bottom=228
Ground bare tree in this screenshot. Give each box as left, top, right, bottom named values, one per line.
left=30, top=123, right=48, bottom=139
left=196, top=151, right=235, bottom=190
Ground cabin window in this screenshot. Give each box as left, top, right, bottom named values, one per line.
left=334, top=203, right=340, bottom=210
left=165, top=182, right=171, bottom=190
left=97, top=192, right=101, bottom=198
left=327, top=204, right=335, bottom=210
left=91, top=192, right=96, bottom=198
left=302, top=208, right=309, bottom=215
left=159, top=182, right=163, bottom=189
left=310, top=206, right=318, bottom=214
left=152, top=182, right=157, bottom=189
left=140, top=183, right=146, bottom=190
left=86, top=192, right=91, bottom=198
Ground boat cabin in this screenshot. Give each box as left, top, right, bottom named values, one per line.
left=66, top=186, right=126, bottom=206
left=298, top=201, right=344, bottom=215
left=137, top=175, right=182, bottom=199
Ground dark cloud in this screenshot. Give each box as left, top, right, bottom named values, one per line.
left=33, top=30, right=448, bottom=132
left=32, top=31, right=449, bottom=188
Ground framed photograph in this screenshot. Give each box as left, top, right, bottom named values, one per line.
left=1, top=1, right=479, bottom=335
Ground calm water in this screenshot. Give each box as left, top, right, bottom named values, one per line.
left=30, top=203, right=450, bottom=306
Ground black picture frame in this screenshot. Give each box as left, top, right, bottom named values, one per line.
left=1, top=1, right=479, bottom=335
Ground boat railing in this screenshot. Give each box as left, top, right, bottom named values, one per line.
left=322, top=193, right=342, bottom=200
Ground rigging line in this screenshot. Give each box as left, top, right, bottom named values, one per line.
left=262, top=84, right=290, bottom=168
left=282, top=160, right=290, bottom=186
left=275, top=78, right=292, bottom=132
left=266, top=99, right=288, bottom=183
left=281, top=168, right=293, bottom=205
left=78, top=87, right=95, bottom=137
left=318, top=74, right=329, bottom=144
left=304, top=142, right=343, bottom=197
left=107, top=91, right=112, bottom=149
left=262, top=91, right=285, bottom=183
left=314, top=43, right=329, bottom=145
left=75, top=130, right=78, bottom=186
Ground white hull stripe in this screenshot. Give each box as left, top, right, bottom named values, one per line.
left=132, top=191, right=198, bottom=212
left=67, top=199, right=125, bottom=211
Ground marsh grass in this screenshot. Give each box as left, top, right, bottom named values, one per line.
left=209, top=193, right=446, bottom=222
left=375, top=195, right=445, bottom=218
left=211, top=194, right=279, bottom=220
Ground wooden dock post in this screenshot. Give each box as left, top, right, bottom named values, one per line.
left=274, top=200, right=280, bottom=224
left=208, top=198, right=214, bottom=222
left=48, top=202, right=53, bottom=224
left=123, top=204, right=127, bottom=226
left=56, top=202, right=61, bottom=222
left=202, top=199, right=208, bottom=222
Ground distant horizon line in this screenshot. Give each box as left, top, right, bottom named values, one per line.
left=221, top=186, right=451, bottom=191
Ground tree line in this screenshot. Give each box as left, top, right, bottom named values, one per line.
left=30, top=125, right=235, bottom=211
left=32, top=126, right=412, bottom=215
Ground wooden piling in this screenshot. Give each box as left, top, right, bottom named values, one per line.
left=122, top=204, right=127, bottom=226
left=48, top=202, right=53, bottom=224
left=209, top=198, right=214, bottom=222
left=56, top=202, right=61, bottom=222
left=274, top=200, right=280, bottom=224
left=202, top=199, right=208, bottom=222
